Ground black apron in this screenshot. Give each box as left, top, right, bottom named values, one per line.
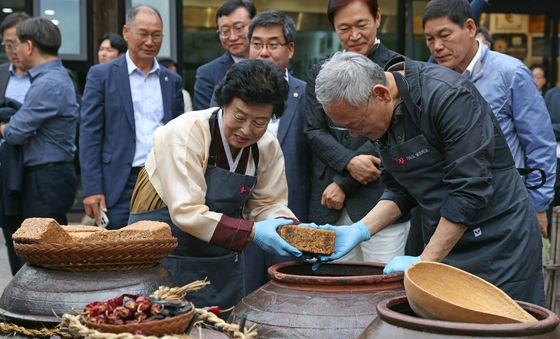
left=128, top=111, right=259, bottom=312
left=378, top=72, right=544, bottom=305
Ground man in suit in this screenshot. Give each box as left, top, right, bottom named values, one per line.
left=247, top=11, right=309, bottom=222
left=0, top=12, right=30, bottom=275
left=239, top=10, right=310, bottom=293
left=304, top=0, right=410, bottom=263
left=544, top=87, right=560, bottom=236
left=193, top=0, right=255, bottom=110
left=80, top=5, right=184, bottom=229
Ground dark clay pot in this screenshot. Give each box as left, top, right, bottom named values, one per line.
left=0, top=264, right=175, bottom=327
left=360, top=296, right=560, bottom=338
left=229, top=261, right=404, bottom=338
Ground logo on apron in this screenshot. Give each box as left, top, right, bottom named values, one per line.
left=473, top=227, right=482, bottom=237
left=240, top=185, right=250, bottom=195
left=397, top=148, right=430, bottom=166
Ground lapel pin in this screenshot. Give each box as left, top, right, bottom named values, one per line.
left=293, top=92, right=299, bottom=98
left=164, top=76, right=169, bottom=82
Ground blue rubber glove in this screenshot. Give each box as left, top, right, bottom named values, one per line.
left=316, top=221, right=371, bottom=262
left=253, top=218, right=302, bottom=257
left=383, top=256, right=421, bottom=274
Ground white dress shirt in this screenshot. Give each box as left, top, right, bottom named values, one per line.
left=126, top=51, right=164, bottom=167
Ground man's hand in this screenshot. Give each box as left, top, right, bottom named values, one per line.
left=536, top=211, right=548, bottom=238
left=321, top=182, right=345, bottom=210
left=315, top=221, right=371, bottom=262
left=83, top=194, right=106, bottom=224
left=383, top=256, right=421, bottom=274
left=346, top=154, right=381, bottom=185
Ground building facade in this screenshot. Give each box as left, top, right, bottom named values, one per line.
left=0, top=0, right=558, bottom=94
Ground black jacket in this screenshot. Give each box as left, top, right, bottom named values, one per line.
left=304, top=43, right=400, bottom=224
left=0, top=63, right=23, bottom=217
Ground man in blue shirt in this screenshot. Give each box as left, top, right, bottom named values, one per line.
left=423, top=0, right=556, bottom=238
left=1, top=13, right=30, bottom=104
left=0, top=17, right=78, bottom=225
left=0, top=12, right=30, bottom=276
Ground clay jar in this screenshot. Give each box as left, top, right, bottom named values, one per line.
left=0, top=264, right=175, bottom=327
left=229, top=261, right=404, bottom=338
left=360, top=296, right=560, bottom=338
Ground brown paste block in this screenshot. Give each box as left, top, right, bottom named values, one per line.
left=277, top=225, right=335, bottom=255
left=62, top=225, right=103, bottom=233
left=83, top=220, right=172, bottom=242
left=62, top=225, right=104, bottom=241
left=122, top=220, right=172, bottom=239
left=13, top=218, right=73, bottom=244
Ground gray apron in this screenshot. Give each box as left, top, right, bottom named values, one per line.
left=129, top=111, right=259, bottom=312
left=378, top=72, right=544, bottom=305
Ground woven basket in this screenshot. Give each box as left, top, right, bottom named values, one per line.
left=13, top=238, right=177, bottom=272
left=81, top=302, right=194, bottom=336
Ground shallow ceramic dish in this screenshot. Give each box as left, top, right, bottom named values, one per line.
left=82, top=302, right=194, bottom=336
left=404, top=261, right=537, bottom=324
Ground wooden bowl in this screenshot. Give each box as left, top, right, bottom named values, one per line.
left=82, top=302, right=194, bottom=336
left=404, top=262, right=537, bottom=324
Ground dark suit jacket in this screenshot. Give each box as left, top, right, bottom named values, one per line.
left=544, top=87, right=560, bottom=206
left=194, top=52, right=234, bottom=110
left=0, top=63, right=9, bottom=96
left=304, top=43, right=400, bottom=224
left=545, top=87, right=560, bottom=141
left=80, top=56, right=184, bottom=208
left=279, top=76, right=310, bottom=222
left=0, top=63, right=23, bottom=217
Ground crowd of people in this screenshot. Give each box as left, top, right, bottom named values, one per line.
left=0, top=0, right=556, bottom=313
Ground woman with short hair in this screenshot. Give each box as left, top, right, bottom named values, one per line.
left=129, top=59, right=303, bottom=313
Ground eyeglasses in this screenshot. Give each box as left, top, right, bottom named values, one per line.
left=133, top=31, right=163, bottom=42
left=225, top=108, right=270, bottom=130
left=251, top=42, right=289, bottom=51
left=328, top=95, right=371, bottom=133
left=217, top=23, right=245, bottom=38
left=1, top=41, right=20, bottom=52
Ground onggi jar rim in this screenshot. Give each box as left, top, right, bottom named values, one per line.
left=376, top=296, right=559, bottom=336
left=268, top=260, right=404, bottom=286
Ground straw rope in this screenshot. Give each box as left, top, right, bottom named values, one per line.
left=150, top=278, right=257, bottom=338
left=63, top=311, right=257, bottom=339
left=0, top=321, right=71, bottom=338
left=150, top=279, right=210, bottom=302
left=63, top=314, right=193, bottom=339
left=1, top=279, right=257, bottom=338
left=194, top=308, right=257, bottom=339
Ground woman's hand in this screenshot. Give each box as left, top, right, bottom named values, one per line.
left=253, top=218, right=302, bottom=257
